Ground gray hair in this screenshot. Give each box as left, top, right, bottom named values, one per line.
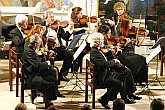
left=29, top=35, right=40, bottom=44
left=15, top=14, right=28, bottom=25
left=90, top=32, right=105, bottom=48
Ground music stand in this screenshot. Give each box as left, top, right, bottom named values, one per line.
left=64, top=34, right=90, bottom=95
left=138, top=44, right=164, bottom=99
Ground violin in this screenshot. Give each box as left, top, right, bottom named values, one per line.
left=107, top=35, right=126, bottom=45
left=51, top=20, right=69, bottom=29
left=118, top=12, right=128, bottom=22
left=129, top=26, right=147, bottom=35
left=79, top=15, right=97, bottom=24
left=24, top=24, right=33, bottom=35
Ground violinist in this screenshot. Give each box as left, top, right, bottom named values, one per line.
left=9, top=14, right=28, bottom=58
left=42, top=11, right=74, bottom=82
left=69, top=7, right=92, bottom=72
left=24, top=24, right=64, bottom=98
left=109, top=16, right=149, bottom=85
left=119, top=16, right=149, bottom=53
left=90, top=25, right=142, bottom=107
left=107, top=1, right=128, bottom=36
left=71, top=7, right=92, bottom=35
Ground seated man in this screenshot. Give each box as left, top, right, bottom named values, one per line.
left=9, top=14, right=28, bottom=58
left=23, top=35, right=57, bottom=108
left=90, top=25, right=141, bottom=108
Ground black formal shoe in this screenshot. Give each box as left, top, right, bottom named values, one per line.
left=129, top=94, right=142, bottom=100
left=124, top=97, right=136, bottom=104
left=60, top=75, right=70, bottom=81
left=45, top=101, right=53, bottom=109
left=31, top=90, right=37, bottom=104
left=56, top=90, right=65, bottom=97
left=98, top=97, right=111, bottom=109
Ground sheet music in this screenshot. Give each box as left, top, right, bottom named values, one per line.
left=73, top=34, right=89, bottom=60
left=146, top=44, right=161, bottom=64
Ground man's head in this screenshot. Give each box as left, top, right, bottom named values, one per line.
left=113, top=98, right=125, bottom=110
left=90, top=32, right=105, bottom=48
left=43, top=11, right=55, bottom=25
left=15, top=14, right=28, bottom=30
left=15, top=103, right=27, bottom=110
left=29, top=34, right=40, bottom=49
left=150, top=98, right=164, bottom=110
left=113, top=2, right=126, bottom=16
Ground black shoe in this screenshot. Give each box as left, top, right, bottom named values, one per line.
left=60, top=75, right=70, bottom=81
left=31, top=90, right=37, bottom=104
left=98, top=97, right=111, bottom=109
left=45, top=101, right=53, bottom=109
left=56, top=90, right=65, bottom=97
left=129, top=94, right=142, bottom=100
left=124, top=97, right=136, bottom=104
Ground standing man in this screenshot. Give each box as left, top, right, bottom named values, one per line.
left=9, top=14, right=28, bottom=58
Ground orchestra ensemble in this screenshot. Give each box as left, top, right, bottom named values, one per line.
left=4, top=0, right=154, bottom=109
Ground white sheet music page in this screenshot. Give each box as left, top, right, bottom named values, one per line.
left=146, top=44, right=161, bottom=64
left=73, top=34, right=89, bottom=60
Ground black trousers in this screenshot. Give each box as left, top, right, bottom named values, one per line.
left=29, top=67, right=57, bottom=101
left=113, top=66, right=137, bottom=99
left=53, top=47, right=74, bottom=76
left=102, top=77, right=123, bottom=101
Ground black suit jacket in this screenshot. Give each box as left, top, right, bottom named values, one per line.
left=90, top=47, right=116, bottom=86
left=23, top=45, right=48, bottom=75
left=9, top=27, right=25, bottom=57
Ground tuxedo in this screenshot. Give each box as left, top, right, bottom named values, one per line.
left=9, top=27, right=25, bottom=58
left=23, top=44, right=57, bottom=101
left=90, top=47, right=123, bottom=101
left=90, top=47, right=137, bottom=101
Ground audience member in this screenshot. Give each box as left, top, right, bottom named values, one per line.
left=113, top=98, right=125, bottom=110
left=81, top=104, right=93, bottom=110
left=47, top=104, right=58, bottom=110
left=150, top=98, right=164, bottom=110
left=15, top=103, right=27, bottom=110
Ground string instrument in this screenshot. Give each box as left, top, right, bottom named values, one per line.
left=23, top=24, right=33, bottom=35
left=118, top=12, right=128, bottom=22
left=129, top=26, right=147, bottom=35
left=79, top=15, right=97, bottom=24
left=36, top=47, right=55, bottom=59
left=51, top=20, right=69, bottom=29
left=107, top=17, right=126, bottom=45
left=107, top=35, right=126, bottom=45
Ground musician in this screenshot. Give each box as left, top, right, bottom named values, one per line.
left=42, top=11, right=74, bottom=81
left=119, top=16, right=149, bottom=53
left=107, top=1, right=127, bottom=36
left=69, top=7, right=92, bottom=72
left=9, top=14, right=28, bottom=58
left=104, top=0, right=128, bottom=19
left=90, top=25, right=142, bottom=108
left=115, top=17, right=149, bottom=84
left=23, top=35, right=57, bottom=108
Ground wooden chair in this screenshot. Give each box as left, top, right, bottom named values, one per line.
left=85, top=59, right=105, bottom=109
left=9, top=48, right=21, bottom=97
left=145, top=6, right=157, bottom=29
left=20, top=64, right=47, bottom=108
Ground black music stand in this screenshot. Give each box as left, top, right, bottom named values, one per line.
left=138, top=43, right=165, bottom=99
left=64, top=34, right=90, bottom=95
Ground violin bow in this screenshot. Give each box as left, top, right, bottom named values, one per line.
left=136, top=13, right=142, bottom=40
